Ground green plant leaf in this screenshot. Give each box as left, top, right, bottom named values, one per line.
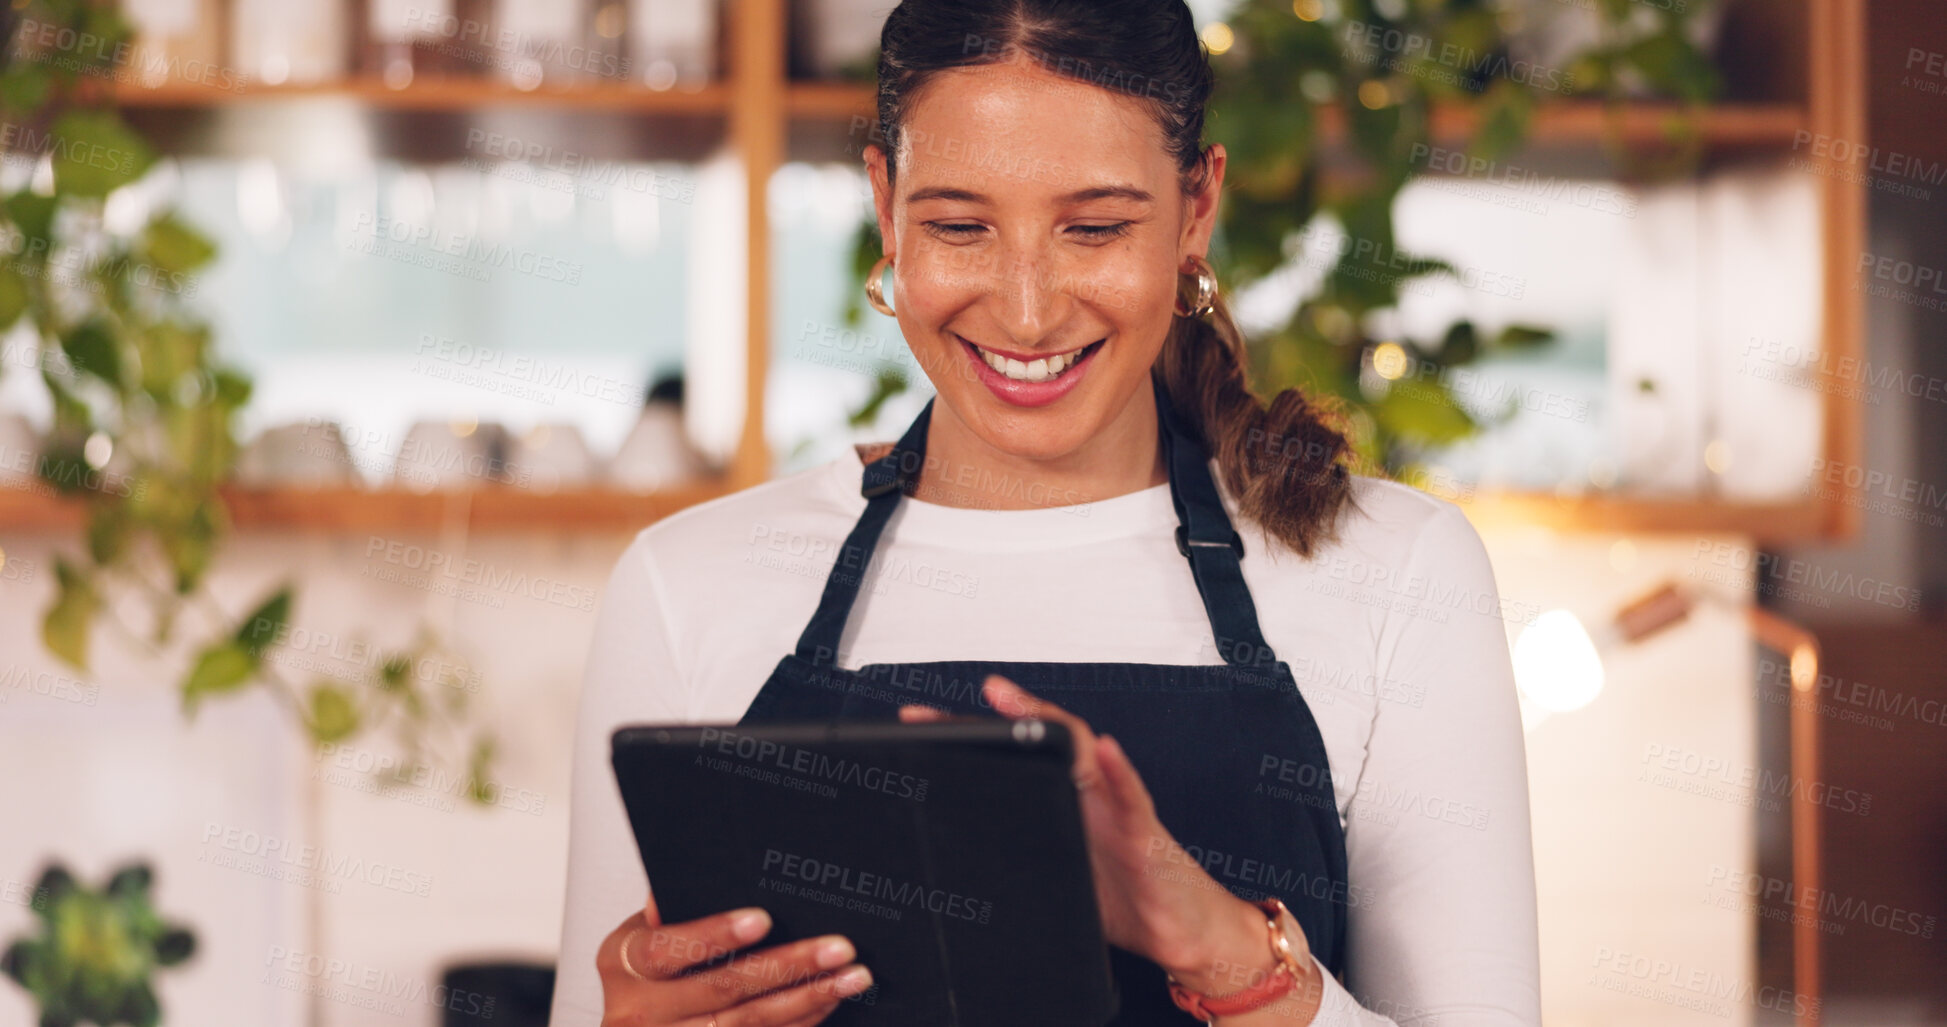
left=0, top=66, right=52, bottom=112
left=60, top=320, right=123, bottom=388
left=4, top=192, right=57, bottom=259
left=153, top=929, right=195, bottom=967
left=0, top=262, right=29, bottom=329
left=140, top=214, right=217, bottom=275
left=181, top=643, right=256, bottom=713
left=1372, top=379, right=1478, bottom=447
left=235, top=587, right=292, bottom=658
left=42, top=558, right=99, bottom=669
left=308, top=684, right=360, bottom=744
left=85, top=504, right=131, bottom=565
left=1493, top=324, right=1554, bottom=349
left=47, top=111, right=155, bottom=199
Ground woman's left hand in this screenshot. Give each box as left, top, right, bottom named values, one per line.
left=898, top=674, right=1296, bottom=992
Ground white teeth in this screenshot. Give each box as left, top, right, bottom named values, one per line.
left=975, top=344, right=1088, bottom=383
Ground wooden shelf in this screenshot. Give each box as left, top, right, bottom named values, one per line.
left=0, top=480, right=1836, bottom=541
left=109, top=77, right=730, bottom=113
left=1456, top=492, right=1833, bottom=544
left=0, top=481, right=732, bottom=535
left=784, top=81, right=1808, bottom=146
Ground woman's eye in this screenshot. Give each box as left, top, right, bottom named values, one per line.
left=1069, top=222, right=1133, bottom=241
left=924, top=222, right=986, bottom=240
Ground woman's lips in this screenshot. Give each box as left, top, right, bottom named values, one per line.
left=958, top=335, right=1102, bottom=408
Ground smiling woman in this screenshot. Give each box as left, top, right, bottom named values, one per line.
left=553, top=2, right=1540, bottom=1026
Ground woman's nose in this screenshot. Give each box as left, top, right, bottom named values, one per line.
left=987, top=247, right=1073, bottom=347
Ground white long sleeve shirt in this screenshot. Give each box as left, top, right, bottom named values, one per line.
left=550, top=446, right=1541, bottom=1026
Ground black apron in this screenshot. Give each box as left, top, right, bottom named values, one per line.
left=739, top=379, right=1350, bottom=1024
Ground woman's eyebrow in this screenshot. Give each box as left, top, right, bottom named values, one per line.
left=905, top=186, right=988, bottom=204
left=1058, top=185, right=1154, bottom=204
left=903, top=185, right=1155, bottom=204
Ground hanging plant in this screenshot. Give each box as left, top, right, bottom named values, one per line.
left=0, top=1, right=498, bottom=800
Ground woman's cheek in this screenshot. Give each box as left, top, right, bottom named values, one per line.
left=1069, top=260, right=1165, bottom=324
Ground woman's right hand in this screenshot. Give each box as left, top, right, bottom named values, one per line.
left=597, top=899, right=873, bottom=1026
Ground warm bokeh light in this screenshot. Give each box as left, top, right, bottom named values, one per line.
left=1371, top=341, right=1409, bottom=380
left=1703, top=438, right=1733, bottom=474
left=1513, top=610, right=1607, bottom=713
left=1790, top=643, right=1819, bottom=691
left=1201, top=22, right=1235, bottom=55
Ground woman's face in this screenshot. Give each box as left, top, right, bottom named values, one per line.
left=866, top=59, right=1225, bottom=463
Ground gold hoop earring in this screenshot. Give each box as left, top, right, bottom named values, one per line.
left=865, top=254, right=896, bottom=317
left=1174, top=254, right=1217, bottom=319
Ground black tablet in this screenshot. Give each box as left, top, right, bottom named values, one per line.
left=610, top=719, right=1119, bottom=1026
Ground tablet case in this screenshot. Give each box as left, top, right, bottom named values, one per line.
left=612, top=720, right=1120, bottom=1026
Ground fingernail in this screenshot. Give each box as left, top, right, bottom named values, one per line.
left=730, top=908, right=770, bottom=943
left=815, top=936, right=855, bottom=969
left=833, top=965, right=873, bottom=996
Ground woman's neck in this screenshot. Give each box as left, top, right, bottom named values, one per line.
left=906, top=389, right=1168, bottom=510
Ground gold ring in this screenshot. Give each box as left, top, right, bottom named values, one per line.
left=619, top=925, right=648, bottom=981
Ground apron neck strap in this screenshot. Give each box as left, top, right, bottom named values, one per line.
left=1153, top=375, right=1276, bottom=667
left=793, top=381, right=1277, bottom=669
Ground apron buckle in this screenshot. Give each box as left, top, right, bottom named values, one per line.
left=1176, top=524, right=1244, bottom=558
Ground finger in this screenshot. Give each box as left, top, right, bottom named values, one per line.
left=897, top=704, right=950, bottom=722
left=1092, top=734, right=1155, bottom=816
left=667, top=935, right=861, bottom=1017
left=603, top=906, right=773, bottom=982
left=982, top=676, right=1101, bottom=787
left=686, top=965, right=871, bottom=1027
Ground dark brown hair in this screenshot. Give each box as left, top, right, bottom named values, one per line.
left=876, top=0, right=1355, bottom=556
